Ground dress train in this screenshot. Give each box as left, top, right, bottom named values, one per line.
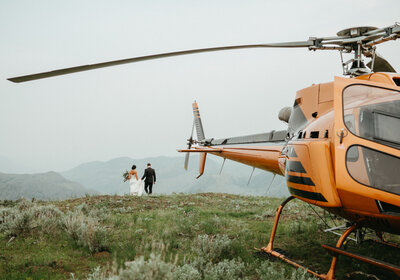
left=129, top=178, right=144, bottom=196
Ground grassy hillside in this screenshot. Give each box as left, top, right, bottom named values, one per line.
left=0, top=194, right=399, bottom=280
left=0, top=171, right=99, bottom=201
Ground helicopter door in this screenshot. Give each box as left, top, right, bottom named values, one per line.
left=333, top=77, right=400, bottom=212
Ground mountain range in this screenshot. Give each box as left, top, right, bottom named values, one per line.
left=0, top=155, right=289, bottom=200
left=0, top=171, right=98, bottom=201
left=61, top=156, right=289, bottom=197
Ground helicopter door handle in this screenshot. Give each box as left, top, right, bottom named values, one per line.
left=336, top=128, right=348, bottom=144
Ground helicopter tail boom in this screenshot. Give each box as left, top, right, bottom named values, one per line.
left=179, top=144, right=285, bottom=176
left=181, top=101, right=287, bottom=177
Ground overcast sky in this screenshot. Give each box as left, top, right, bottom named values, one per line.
left=0, top=0, right=399, bottom=172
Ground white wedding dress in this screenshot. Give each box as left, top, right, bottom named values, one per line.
left=129, top=177, right=144, bottom=196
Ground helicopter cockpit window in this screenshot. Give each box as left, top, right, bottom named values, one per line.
left=346, top=145, right=400, bottom=195
left=343, top=85, right=400, bottom=149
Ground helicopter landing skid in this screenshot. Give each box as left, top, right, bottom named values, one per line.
left=375, top=231, right=400, bottom=249
left=258, top=196, right=400, bottom=279
left=257, top=196, right=325, bottom=279
left=322, top=244, right=400, bottom=278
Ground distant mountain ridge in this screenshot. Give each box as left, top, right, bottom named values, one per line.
left=62, top=156, right=289, bottom=197
left=0, top=171, right=99, bottom=201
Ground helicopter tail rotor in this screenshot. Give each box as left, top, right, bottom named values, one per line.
left=192, top=101, right=205, bottom=142
left=184, top=121, right=195, bottom=170
left=184, top=101, right=206, bottom=170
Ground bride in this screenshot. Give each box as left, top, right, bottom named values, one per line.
left=128, top=165, right=144, bottom=196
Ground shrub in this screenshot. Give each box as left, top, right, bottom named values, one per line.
left=176, top=215, right=198, bottom=236
left=85, top=266, right=107, bottom=280
left=200, top=215, right=229, bottom=235
left=117, top=254, right=174, bottom=280
left=16, top=198, right=33, bottom=211
left=33, top=205, right=63, bottom=234
left=6, top=210, right=34, bottom=236
left=255, top=260, right=286, bottom=280
left=74, top=203, right=110, bottom=222
left=290, top=268, right=317, bottom=280
left=90, top=206, right=110, bottom=222
left=173, top=264, right=201, bottom=280
left=0, top=199, right=35, bottom=236
left=203, top=259, right=246, bottom=280
left=255, top=261, right=317, bottom=280
left=62, top=210, right=109, bottom=253
left=0, top=203, right=62, bottom=237
left=74, top=203, right=90, bottom=215
left=195, top=234, right=233, bottom=263
left=0, top=207, right=12, bottom=228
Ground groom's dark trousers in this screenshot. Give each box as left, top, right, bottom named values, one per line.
left=142, top=167, right=156, bottom=194
left=145, top=181, right=153, bottom=194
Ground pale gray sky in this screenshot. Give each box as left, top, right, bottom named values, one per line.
left=0, top=0, right=399, bottom=172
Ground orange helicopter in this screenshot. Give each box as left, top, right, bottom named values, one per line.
left=8, top=23, right=400, bottom=279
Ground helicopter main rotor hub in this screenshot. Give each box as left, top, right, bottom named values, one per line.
left=306, top=23, right=400, bottom=76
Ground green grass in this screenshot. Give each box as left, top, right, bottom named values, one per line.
left=0, top=194, right=399, bottom=279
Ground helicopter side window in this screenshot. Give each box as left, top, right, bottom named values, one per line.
left=343, top=85, right=400, bottom=149
left=346, top=145, right=400, bottom=195
left=373, top=111, right=400, bottom=146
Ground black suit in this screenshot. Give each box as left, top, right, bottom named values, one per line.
left=142, top=167, right=156, bottom=194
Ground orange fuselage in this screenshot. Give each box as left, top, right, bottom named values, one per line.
left=203, top=73, right=400, bottom=235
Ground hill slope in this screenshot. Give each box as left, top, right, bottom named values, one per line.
left=0, top=171, right=99, bottom=200
left=62, top=156, right=289, bottom=197
left=0, top=194, right=398, bottom=280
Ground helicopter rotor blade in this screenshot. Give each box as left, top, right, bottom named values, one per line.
left=8, top=23, right=399, bottom=83
left=190, top=118, right=195, bottom=140
left=184, top=152, right=190, bottom=171
left=366, top=52, right=396, bottom=73
left=8, top=42, right=313, bottom=83
left=184, top=121, right=196, bottom=170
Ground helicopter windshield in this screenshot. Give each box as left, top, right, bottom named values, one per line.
left=343, top=85, right=400, bottom=149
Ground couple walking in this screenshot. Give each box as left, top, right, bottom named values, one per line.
left=128, top=163, right=156, bottom=196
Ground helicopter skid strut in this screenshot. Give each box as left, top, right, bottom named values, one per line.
left=258, top=196, right=400, bottom=280
left=375, top=231, right=400, bottom=250
left=258, top=196, right=323, bottom=279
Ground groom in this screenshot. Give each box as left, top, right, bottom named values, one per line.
left=142, top=163, right=156, bottom=194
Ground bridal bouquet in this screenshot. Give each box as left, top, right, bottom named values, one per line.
left=123, top=170, right=129, bottom=182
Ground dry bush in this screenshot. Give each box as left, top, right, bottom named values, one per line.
left=202, top=259, right=246, bottom=280
left=173, top=264, right=201, bottom=280
left=0, top=200, right=62, bottom=237
left=194, top=234, right=233, bottom=263
left=62, top=209, right=109, bottom=253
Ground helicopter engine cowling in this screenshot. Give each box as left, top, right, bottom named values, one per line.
left=278, top=106, right=292, bottom=123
